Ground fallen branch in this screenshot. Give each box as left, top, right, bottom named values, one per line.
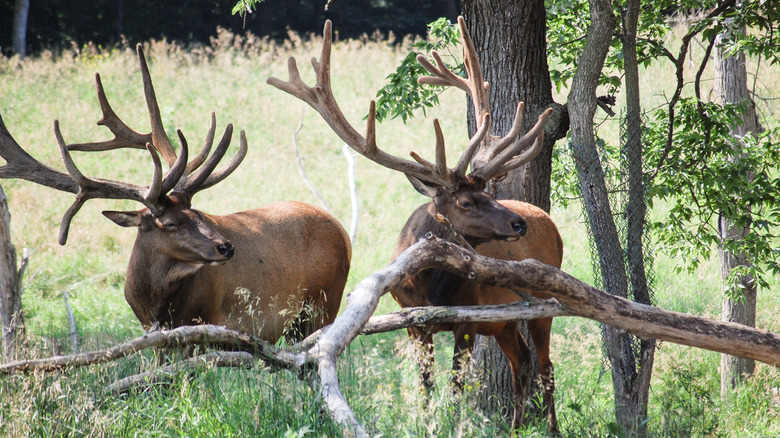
left=361, top=299, right=570, bottom=335
left=298, top=236, right=780, bottom=436
left=105, top=351, right=256, bottom=395
left=0, top=325, right=303, bottom=374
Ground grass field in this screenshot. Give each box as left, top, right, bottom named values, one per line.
left=0, top=24, right=779, bottom=437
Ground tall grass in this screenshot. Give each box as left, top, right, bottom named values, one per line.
left=0, top=25, right=778, bottom=436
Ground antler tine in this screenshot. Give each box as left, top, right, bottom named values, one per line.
left=457, top=16, right=490, bottom=122
left=268, top=19, right=455, bottom=189
left=453, top=113, right=491, bottom=178
left=471, top=108, right=553, bottom=181
left=184, top=112, right=216, bottom=175
left=54, top=120, right=166, bottom=244
left=416, top=52, right=470, bottom=94
left=418, top=16, right=490, bottom=130
left=136, top=44, right=178, bottom=167
left=0, top=114, right=78, bottom=193
left=190, top=129, right=248, bottom=194
left=180, top=124, right=235, bottom=195
left=409, top=119, right=456, bottom=187
left=143, top=142, right=165, bottom=205
left=490, top=102, right=526, bottom=157
left=67, top=73, right=152, bottom=152
left=160, top=130, right=189, bottom=194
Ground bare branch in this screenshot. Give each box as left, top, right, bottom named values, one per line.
left=292, top=110, right=330, bottom=212
left=105, top=351, right=256, bottom=395
left=0, top=325, right=303, bottom=375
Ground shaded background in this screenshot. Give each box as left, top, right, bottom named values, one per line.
left=1, top=0, right=460, bottom=56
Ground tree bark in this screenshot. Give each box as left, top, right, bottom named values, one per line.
left=461, top=0, right=566, bottom=421
left=12, top=0, right=30, bottom=57
left=714, top=15, right=760, bottom=398
left=567, top=0, right=654, bottom=433
left=0, top=185, right=24, bottom=360
left=615, top=0, right=655, bottom=434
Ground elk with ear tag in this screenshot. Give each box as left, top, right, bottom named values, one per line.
left=268, top=18, right=561, bottom=432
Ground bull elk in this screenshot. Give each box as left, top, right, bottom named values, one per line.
left=268, top=18, right=561, bottom=432
left=0, top=45, right=351, bottom=345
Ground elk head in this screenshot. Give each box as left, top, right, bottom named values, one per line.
left=0, top=44, right=246, bottom=263
left=267, top=17, right=552, bottom=243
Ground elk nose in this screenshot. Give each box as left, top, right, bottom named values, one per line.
left=217, top=242, right=234, bottom=258
left=511, top=218, right=528, bottom=237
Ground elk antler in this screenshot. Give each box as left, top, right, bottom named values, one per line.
left=268, top=18, right=550, bottom=190
left=267, top=20, right=491, bottom=191
left=0, top=45, right=248, bottom=244
left=417, top=16, right=553, bottom=182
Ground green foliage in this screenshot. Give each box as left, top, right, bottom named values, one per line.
left=374, top=17, right=462, bottom=122
left=654, top=355, right=720, bottom=436
left=545, top=0, right=780, bottom=301
left=546, top=0, right=591, bottom=93
left=232, top=0, right=265, bottom=17
left=645, top=98, right=780, bottom=296
left=717, top=0, right=780, bottom=65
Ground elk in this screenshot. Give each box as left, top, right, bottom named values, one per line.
left=0, top=45, right=351, bottom=345
left=268, top=18, right=561, bottom=432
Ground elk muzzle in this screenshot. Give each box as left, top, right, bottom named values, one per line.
left=510, top=217, right=528, bottom=238
left=217, top=241, right=235, bottom=259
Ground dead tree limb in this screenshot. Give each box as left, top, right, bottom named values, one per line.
left=105, top=351, right=256, bottom=395
left=361, top=299, right=570, bottom=335
left=0, top=325, right=304, bottom=374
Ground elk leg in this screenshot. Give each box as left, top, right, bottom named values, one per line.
left=450, top=325, right=477, bottom=395
left=494, top=324, right=532, bottom=430
left=528, top=317, right=558, bottom=434
left=407, top=327, right=435, bottom=398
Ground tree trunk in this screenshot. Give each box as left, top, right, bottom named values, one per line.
left=714, top=16, right=760, bottom=398
left=462, top=0, right=565, bottom=422
left=12, top=0, right=30, bottom=57
left=0, top=185, right=24, bottom=360
left=568, top=0, right=655, bottom=434
left=616, top=0, right=655, bottom=434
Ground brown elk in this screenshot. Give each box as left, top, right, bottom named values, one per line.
left=268, top=18, right=561, bottom=432
left=0, top=45, right=351, bottom=344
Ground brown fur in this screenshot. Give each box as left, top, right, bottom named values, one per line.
left=390, top=199, right=561, bottom=431
left=116, top=197, right=351, bottom=343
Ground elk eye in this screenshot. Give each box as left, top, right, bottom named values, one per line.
left=458, top=200, right=474, bottom=210
left=163, top=222, right=178, bottom=231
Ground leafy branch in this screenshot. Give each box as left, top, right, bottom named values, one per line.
left=374, top=18, right=462, bottom=122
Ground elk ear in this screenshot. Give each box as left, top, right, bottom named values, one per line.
left=102, top=211, right=143, bottom=228
left=406, top=174, right=442, bottom=198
